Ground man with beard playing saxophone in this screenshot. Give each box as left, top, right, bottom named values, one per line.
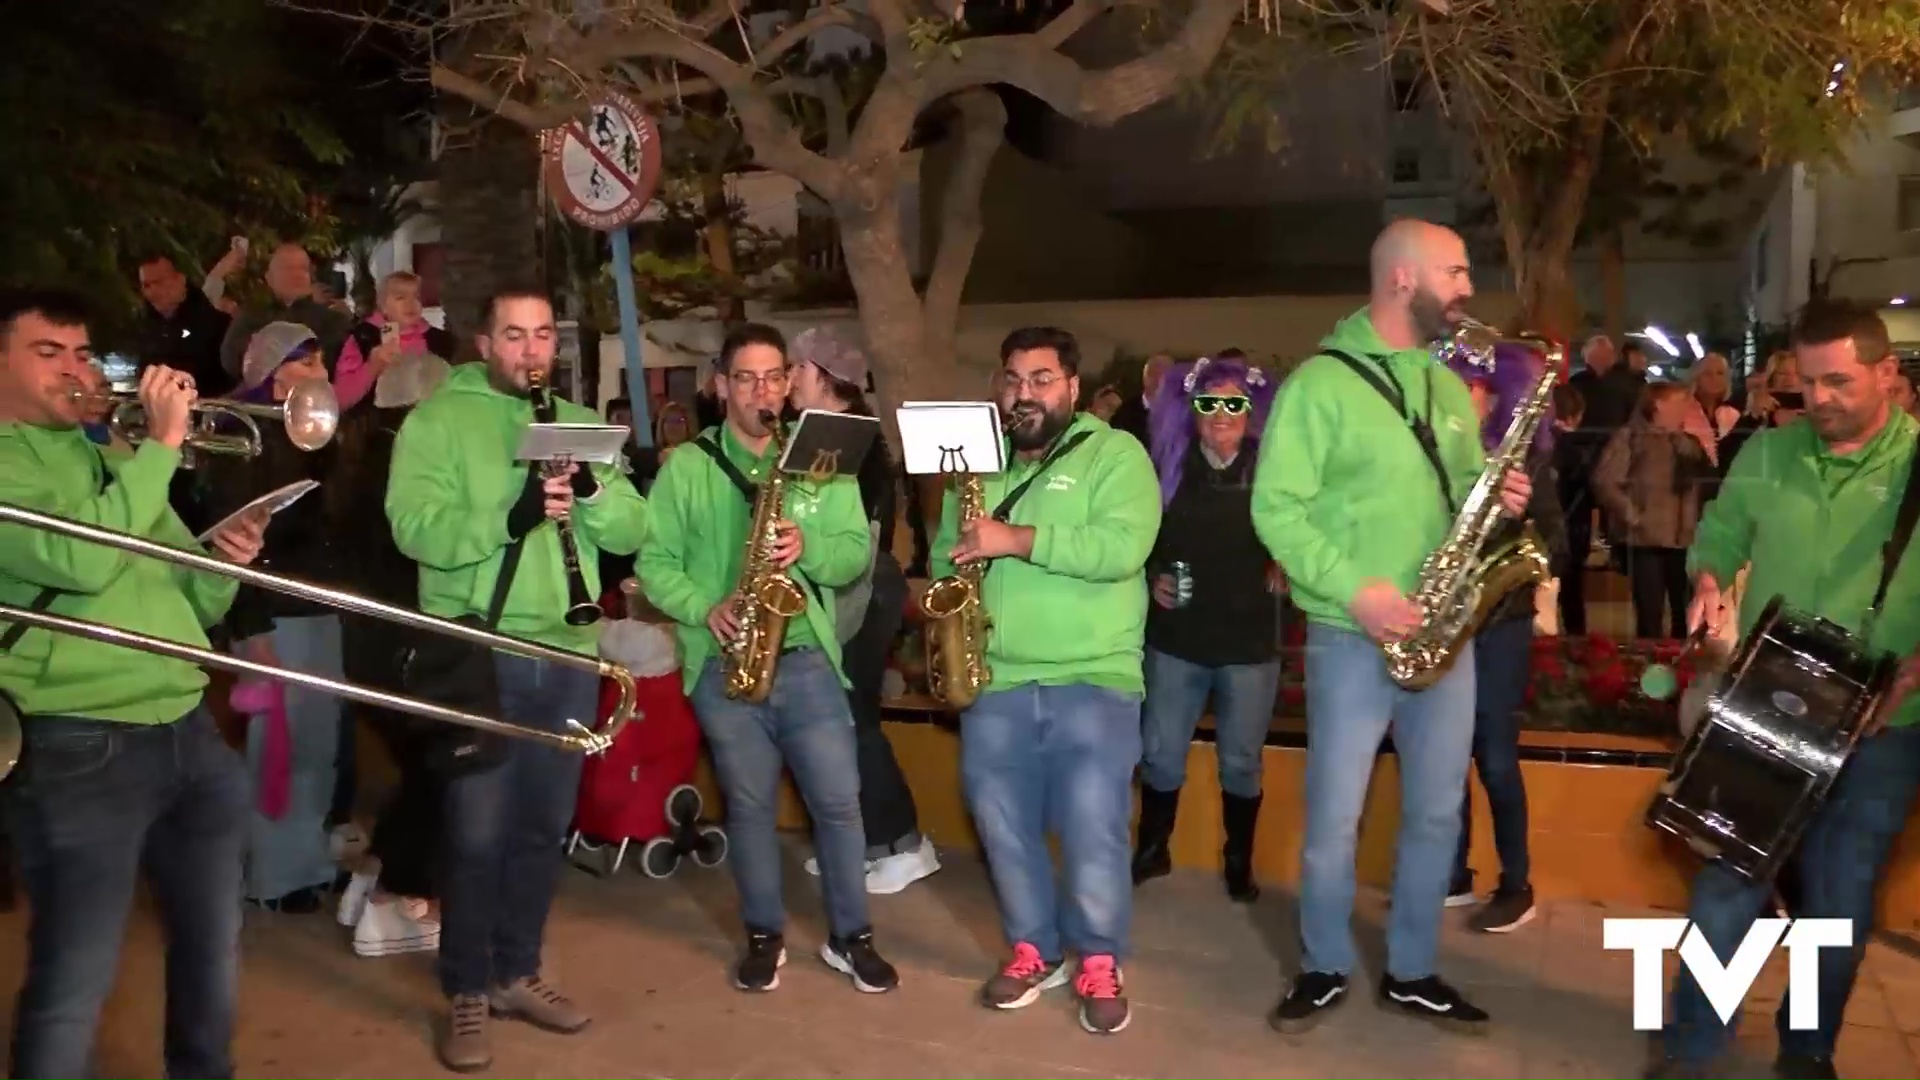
left=1254, top=220, right=1532, bottom=1036
left=932, top=326, right=1161, bottom=1036
left=638, top=322, right=900, bottom=995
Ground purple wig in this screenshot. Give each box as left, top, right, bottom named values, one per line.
left=1148, top=356, right=1278, bottom=507
left=1443, top=341, right=1554, bottom=455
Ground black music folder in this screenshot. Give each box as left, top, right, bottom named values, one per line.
left=778, top=409, right=881, bottom=479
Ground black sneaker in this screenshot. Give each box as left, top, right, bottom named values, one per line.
left=733, top=929, right=787, bottom=992
left=821, top=929, right=899, bottom=993
left=1379, top=974, right=1489, bottom=1034
left=1470, top=885, right=1536, bottom=933
left=1773, top=1053, right=1837, bottom=1080
left=1268, top=971, right=1349, bottom=1034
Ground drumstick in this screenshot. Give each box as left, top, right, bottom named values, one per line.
left=1641, top=626, right=1711, bottom=702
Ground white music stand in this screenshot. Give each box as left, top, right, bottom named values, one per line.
left=515, top=423, right=631, bottom=465
left=897, top=402, right=1006, bottom=476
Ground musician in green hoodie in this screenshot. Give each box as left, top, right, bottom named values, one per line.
left=1652, top=300, right=1920, bottom=1080
left=931, top=326, right=1163, bottom=1037
left=386, top=289, right=648, bottom=1073
left=1252, top=220, right=1531, bottom=1038
left=0, top=288, right=268, bottom=1079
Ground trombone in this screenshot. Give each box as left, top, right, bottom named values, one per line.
left=72, top=379, right=340, bottom=464
left=0, top=501, right=638, bottom=781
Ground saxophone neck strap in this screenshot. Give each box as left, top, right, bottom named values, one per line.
left=695, top=434, right=759, bottom=506
left=1321, top=348, right=1455, bottom=513
left=993, top=431, right=1094, bottom=522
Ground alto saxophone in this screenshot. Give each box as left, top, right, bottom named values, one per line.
left=1384, top=318, right=1565, bottom=691
left=723, top=411, right=809, bottom=703
left=921, top=473, right=992, bottom=709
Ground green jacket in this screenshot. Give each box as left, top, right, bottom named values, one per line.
left=1689, top=410, right=1920, bottom=728
left=386, top=364, right=649, bottom=654
left=1251, top=308, right=1485, bottom=633
left=0, top=426, right=237, bottom=722
left=931, top=413, right=1161, bottom=695
left=638, top=425, right=871, bottom=693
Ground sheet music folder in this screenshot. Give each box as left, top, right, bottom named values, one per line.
left=777, top=409, right=881, bottom=479
left=896, top=401, right=1005, bottom=475
left=515, top=423, right=631, bottom=465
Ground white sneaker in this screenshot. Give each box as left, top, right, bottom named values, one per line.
left=865, top=839, right=940, bottom=896
left=337, top=869, right=378, bottom=927
left=353, top=897, right=440, bottom=958
left=804, top=855, right=878, bottom=878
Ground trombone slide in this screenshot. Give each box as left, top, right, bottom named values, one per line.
left=0, top=501, right=636, bottom=756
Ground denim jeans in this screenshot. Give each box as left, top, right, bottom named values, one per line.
left=1453, top=617, right=1533, bottom=893
left=689, top=648, right=870, bottom=937
left=240, top=615, right=342, bottom=902
left=5, top=705, right=248, bottom=1079
left=437, top=654, right=595, bottom=997
left=1300, top=622, right=1476, bottom=979
left=1664, top=723, right=1920, bottom=1065
left=962, top=683, right=1143, bottom=962
left=1140, top=647, right=1280, bottom=798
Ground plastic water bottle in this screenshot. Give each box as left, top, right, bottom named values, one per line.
left=1170, top=561, right=1194, bottom=609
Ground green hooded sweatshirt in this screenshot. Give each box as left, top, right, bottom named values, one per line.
left=1690, top=409, right=1920, bottom=728
left=386, top=363, right=650, bottom=655
left=0, top=426, right=238, bottom=722
left=1251, top=308, right=1485, bottom=634
left=638, top=423, right=872, bottom=694
left=930, top=412, right=1162, bottom=695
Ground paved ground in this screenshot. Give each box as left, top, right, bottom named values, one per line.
left=10, top=843, right=1920, bottom=1079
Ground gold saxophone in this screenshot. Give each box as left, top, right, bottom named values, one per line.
left=921, top=473, right=992, bottom=709
left=723, top=411, right=809, bottom=703
left=1384, top=318, right=1565, bottom=691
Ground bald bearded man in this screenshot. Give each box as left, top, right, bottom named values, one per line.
left=1252, top=219, right=1530, bottom=1037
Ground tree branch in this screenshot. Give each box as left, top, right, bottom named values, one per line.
left=917, top=0, right=1242, bottom=124
left=766, top=76, right=852, bottom=157
left=921, top=89, right=1007, bottom=360
left=431, top=63, right=586, bottom=129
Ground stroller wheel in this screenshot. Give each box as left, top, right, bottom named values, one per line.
left=693, top=825, right=728, bottom=868
left=640, top=836, right=681, bottom=880
left=665, top=784, right=703, bottom=828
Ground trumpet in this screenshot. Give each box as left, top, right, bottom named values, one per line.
left=71, top=380, right=339, bottom=464
left=0, top=501, right=639, bottom=782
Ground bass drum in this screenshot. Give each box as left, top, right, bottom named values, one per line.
left=1646, top=596, right=1895, bottom=883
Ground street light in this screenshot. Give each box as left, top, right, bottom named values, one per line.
left=1640, top=326, right=1681, bottom=358
left=1685, top=333, right=1706, bottom=360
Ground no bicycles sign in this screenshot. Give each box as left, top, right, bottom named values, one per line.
left=540, top=90, right=664, bottom=231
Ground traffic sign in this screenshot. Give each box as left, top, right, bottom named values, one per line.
left=540, top=90, right=664, bottom=231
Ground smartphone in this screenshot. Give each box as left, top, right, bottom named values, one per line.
left=380, top=322, right=398, bottom=342
left=231, top=236, right=249, bottom=254
left=1774, top=391, right=1805, bottom=410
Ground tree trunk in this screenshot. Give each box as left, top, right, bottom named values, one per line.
left=1599, top=226, right=1627, bottom=343
left=838, top=192, right=949, bottom=411
left=436, top=107, right=542, bottom=348
left=698, top=168, right=747, bottom=323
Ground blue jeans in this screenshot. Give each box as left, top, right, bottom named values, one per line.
left=1664, top=723, right=1920, bottom=1065
left=1453, top=617, right=1533, bottom=893
left=962, top=683, right=1143, bottom=962
left=437, top=654, right=595, bottom=997
left=1140, top=647, right=1280, bottom=798
left=5, top=706, right=248, bottom=1079
left=240, top=615, right=342, bottom=901
left=689, top=649, right=869, bottom=937
left=1300, top=622, right=1476, bottom=979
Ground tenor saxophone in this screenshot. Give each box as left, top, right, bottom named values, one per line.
left=1384, top=318, right=1565, bottom=691
left=921, top=473, right=992, bottom=709
left=722, top=411, right=809, bottom=703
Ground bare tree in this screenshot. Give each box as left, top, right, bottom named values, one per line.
left=1206, top=0, right=1920, bottom=335
left=418, top=0, right=1246, bottom=406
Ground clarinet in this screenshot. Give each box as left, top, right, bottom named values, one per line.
left=526, top=370, right=604, bottom=627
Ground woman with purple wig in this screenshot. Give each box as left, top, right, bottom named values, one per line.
left=1130, top=353, right=1282, bottom=903
left=1438, top=340, right=1566, bottom=933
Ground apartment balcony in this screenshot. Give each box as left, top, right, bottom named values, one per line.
left=1894, top=85, right=1920, bottom=150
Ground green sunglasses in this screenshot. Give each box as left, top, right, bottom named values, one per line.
left=1192, top=395, right=1251, bottom=416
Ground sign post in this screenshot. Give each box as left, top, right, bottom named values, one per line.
left=540, top=89, right=664, bottom=448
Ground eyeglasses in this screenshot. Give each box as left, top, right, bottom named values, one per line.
left=729, top=368, right=791, bottom=391
left=1192, top=395, right=1250, bottom=416
left=1001, top=371, right=1063, bottom=395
